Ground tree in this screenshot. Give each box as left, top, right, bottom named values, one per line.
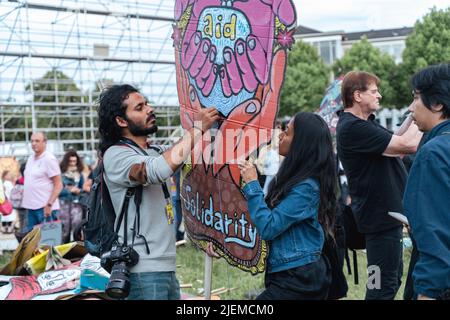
left=2, top=69, right=84, bottom=142
left=26, top=68, right=83, bottom=103
left=333, top=37, right=399, bottom=108
left=396, top=7, right=450, bottom=107
left=25, top=68, right=84, bottom=141
left=279, top=40, right=330, bottom=116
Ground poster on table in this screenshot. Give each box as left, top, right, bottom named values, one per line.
left=173, top=0, right=296, bottom=274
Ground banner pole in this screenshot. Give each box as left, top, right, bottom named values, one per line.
left=204, top=253, right=213, bottom=300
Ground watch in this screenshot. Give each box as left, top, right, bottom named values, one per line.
left=46, top=203, right=53, bottom=207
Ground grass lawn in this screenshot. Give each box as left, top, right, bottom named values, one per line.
left=0, top=252, right=13, bottom=270
left=0, top=241, right=412, bottom=300
left=175, top=240, right=412, bottom=300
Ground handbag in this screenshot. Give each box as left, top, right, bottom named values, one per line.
left=36, top=220, right=63, bottom=246
left=10, top=183, right=24, bottom=209
left=0, top=198, right=13, bottom=216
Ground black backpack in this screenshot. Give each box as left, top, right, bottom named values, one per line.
left=322, top=206, right=349, bottom=300
left=83, top=141, right=169, bottom=257
left=342, top=203, right=366, bottom=285
left=83, top=140, right=146, bottom=257
left=83, top=159, right=140, bottom=257
left=336, top=155, right=366, bottom=285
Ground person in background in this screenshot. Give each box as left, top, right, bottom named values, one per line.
left=12, top=162, right=28, bottom=241
left=58, top=149, right=86, bottom=243
left=22, top=132, right=63, bottom=232
left=1, top=171, right=16, bottom=234
left=403, top=63, right=450, bottom=300
left=171, top=169, right=184, bottom=242
left=336, top=71, right=422, bottom=300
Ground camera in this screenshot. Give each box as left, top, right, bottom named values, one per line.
left=100, top=245, right=139, bottom=299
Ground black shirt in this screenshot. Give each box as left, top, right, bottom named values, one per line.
left=336, top=112, right=405, bottom=234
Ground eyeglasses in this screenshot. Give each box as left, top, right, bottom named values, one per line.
left=364, top=89, right=381, bottom=95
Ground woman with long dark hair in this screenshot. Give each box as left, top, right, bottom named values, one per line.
left=58, top=149, right=85, bottom=243
left=238, top=112, right=337, bottom=299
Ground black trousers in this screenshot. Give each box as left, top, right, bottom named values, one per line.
left=365, top=226, right=403, bottom=300
left=256, top=255, right=331, bottom=300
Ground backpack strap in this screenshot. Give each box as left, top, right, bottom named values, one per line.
left=352, top=249, right=359, bottom=285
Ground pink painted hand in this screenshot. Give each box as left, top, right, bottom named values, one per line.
left=176, top=0, right=296, bottom=97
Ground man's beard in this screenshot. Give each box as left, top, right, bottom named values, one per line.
left=126, top=116, right=158, bottom=136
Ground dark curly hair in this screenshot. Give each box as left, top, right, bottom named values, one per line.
left=98, top=84, right=138, bottom=155
left=60, top=149, right=84, bottom=173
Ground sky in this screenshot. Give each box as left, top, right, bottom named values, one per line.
left=293, top=0, right=450, bottom=32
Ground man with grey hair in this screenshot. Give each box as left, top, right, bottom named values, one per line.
left=22, top=132, right=63, bottom=232
left=336, top=71, right=422, bottom=300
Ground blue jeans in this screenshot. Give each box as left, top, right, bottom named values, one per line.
left=27, top=208, right=59, bottom=232
left=127, top=271, right=180, bottom=300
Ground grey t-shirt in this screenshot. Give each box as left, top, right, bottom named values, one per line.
left=103, top=144, right=175, bottom=273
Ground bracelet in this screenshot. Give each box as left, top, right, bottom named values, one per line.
left=46, top=202, right=53, bottom=207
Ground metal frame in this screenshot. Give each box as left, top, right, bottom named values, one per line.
left=0, top=0, right=181, bottom=161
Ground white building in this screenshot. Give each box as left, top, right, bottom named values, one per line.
left=294, top=25, right=413, bottom=131
left=295, top=25, right=413, bottom=65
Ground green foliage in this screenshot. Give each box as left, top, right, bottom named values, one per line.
left=22, top=69, right=85, bottom=142
left=279, top=40, right=330, bottom=116
left=175, top=240, right=412, bottom=300
left=396, top=7, right=450, bottom=106
left=176, top=241, right=264, bottom=299
left=25, top=68, right=83, bottom=103
left=90, top=78, right=115, bottom=102
left=0, top=251, right=12, bottom=268
left=333, top=38, right=398, bottom=108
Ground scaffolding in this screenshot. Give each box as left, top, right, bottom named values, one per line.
left=0, top=0, right=181, bottom=163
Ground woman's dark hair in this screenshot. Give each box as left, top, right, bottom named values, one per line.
left=411, top=63, right=450, bottom=119
left=265, top=112, right=337, bottom=238
left=60, top=149, right=84, bottom=173
left=98, top=84, right=138, bottom=155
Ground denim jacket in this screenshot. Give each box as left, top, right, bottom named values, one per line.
left=404, top=119, right=450, bottom=298
left=59, top=174, right=84, bottom=202
left=243, top=178, right=324, bottom=273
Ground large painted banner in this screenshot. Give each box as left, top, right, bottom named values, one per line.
left=173, top=0, right=296, bottom=274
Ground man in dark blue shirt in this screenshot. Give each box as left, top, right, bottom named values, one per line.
left=403, top=64, right=450, bottom=300
left=336, top=71, right=422, bottom=300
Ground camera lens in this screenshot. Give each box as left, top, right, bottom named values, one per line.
left=105, top=262, right=131, bottom=299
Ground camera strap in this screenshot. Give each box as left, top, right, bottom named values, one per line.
left=118, top=138, right=171, bottom=255
left=115, top=187, right=135, bottom=247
